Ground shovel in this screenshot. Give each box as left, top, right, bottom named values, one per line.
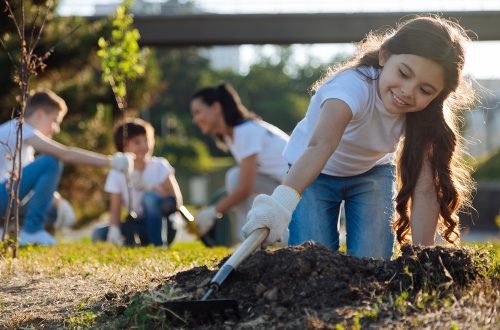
left=176, top=205, right=221, bottom=247
left=163, top=227, right=269, bottom=320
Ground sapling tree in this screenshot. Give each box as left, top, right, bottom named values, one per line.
left=0, top=0, right=78, bottom=256
left=97, top=0, right=146, bottom=218
left=97, top=0, right=145, bottom=114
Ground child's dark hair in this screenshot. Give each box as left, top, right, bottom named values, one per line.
left=315, top=15, right=476, bottom=245
left=191, top=82, right=259, bottom=150
left=25, top=88, right=67, bottom=117
left=113, top=118, right=155, bottom=153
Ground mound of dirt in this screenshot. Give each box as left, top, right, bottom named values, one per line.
left=162, top=241, right=491, bottom=329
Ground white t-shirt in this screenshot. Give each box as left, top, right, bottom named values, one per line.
left=224, top=120, right=289, bottom=182
left=104, top=156, right=173, bottom=215
left=284, top=66, right=405, bottom=177
left=0, top=119, right=38, bottom=182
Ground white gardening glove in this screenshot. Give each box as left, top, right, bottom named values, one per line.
left=242, top=185, right=300, bottom=246
left=106, top=225, right=123, bottom=245
left=130, top=170, right=155, bottom=191
left=54, top=198, right=76, bottom=229
left=195, top=206, right=221, bottom=236
left=110, top=152, right=135, bottom=176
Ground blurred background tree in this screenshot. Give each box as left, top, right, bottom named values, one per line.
left=1, top=0, right=162, bottom=223
left=1, top=0, right=342, bottom=226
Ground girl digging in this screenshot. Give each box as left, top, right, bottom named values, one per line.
left=190, top=83, right=290, bottom=243
left=242, top=15, right=475, bottom=259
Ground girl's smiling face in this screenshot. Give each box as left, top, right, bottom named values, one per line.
left=378, top=52, right=445, bottom=115
left=190, top=98, right=224, bottom=135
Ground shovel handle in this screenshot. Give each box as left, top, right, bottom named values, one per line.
left=209, top=228, right=269, bottom=289
left=177, top=205, right=195, bottom=222
left=225, top=227, right=269, bottom=269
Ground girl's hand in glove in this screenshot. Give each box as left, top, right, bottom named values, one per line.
left=241, top=185, right=300, bottom=247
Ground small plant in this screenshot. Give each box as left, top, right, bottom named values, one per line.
left=68, top=311, right=96, bottom=329
left=394, top=291, right=409, bottom=314
left=97, top=0, right=145, bottom=113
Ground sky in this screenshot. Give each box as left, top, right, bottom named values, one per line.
left=58, top=0, right=500, bottom=79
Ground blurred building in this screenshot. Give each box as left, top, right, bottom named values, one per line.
left=94, top=0, right=240, bottom=72
left=464, top=79, right=500, bottom=158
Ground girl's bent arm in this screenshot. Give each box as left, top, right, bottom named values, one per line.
left=27, top=134, right=111, bottom=167
left=108, top=193, right=123, bottom=227
left=284, top=99, right=353, bottom=193
left=410, top=157, right=439, bottom=246
left=216, top=154, right=257, bottom=213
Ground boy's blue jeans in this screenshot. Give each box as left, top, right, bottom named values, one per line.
left=0, top=155, right=62, bottom=233
left=93, top=192, right=175, bottom=247
left=288, top=164, right=396, bottom=260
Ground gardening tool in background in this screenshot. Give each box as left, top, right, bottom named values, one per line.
left=173, top=203, right=220, bottom=247
left=173, top=204, right=202, bottom=236
left=162, top=227, right=269, bottom=320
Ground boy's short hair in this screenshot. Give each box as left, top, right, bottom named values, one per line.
left=114, top=118, right=155, bottom=152
left=25, top=88, right=68, bottom=117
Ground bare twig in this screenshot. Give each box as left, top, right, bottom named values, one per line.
left=0, top=0, right=77, bottom=257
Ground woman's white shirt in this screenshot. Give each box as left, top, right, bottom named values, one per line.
left=224, top=120, right=289, bottom=182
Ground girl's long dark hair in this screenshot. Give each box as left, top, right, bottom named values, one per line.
left=314, top=15, right=476, bottom=245
left=191, top=82, right=259, bottom=150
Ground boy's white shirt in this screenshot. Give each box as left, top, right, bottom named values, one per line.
left=104, top=156, right=173, bottom=215
left=284, top=66, right=406, bottom=177
left=0, top=119, right=38, bottom=182
left=223, top=120, right=289, bottom=182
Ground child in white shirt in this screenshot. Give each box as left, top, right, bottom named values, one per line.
left=92, top=118, right=183, bottom=246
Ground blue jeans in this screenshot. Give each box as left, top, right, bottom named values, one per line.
left=92, top=193, right=177, bottom=247
left=0, top=155, right=62, bottom=233
left=288, top=164, right=396, bottom=259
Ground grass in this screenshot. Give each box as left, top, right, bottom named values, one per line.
left=2, top=240, right=230, bottom=275
left=0, top=240, right=498, bottom=329
left=0, top=241, right=231, bottom=329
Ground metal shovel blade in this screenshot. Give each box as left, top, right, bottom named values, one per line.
left=163, top=299, right=239, bottom=319
left=162, top=229, right=269, bottom=322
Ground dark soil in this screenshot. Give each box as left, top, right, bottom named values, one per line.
left=159, top=242, right=495, bottom=329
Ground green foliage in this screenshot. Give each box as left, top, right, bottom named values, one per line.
left=1, top=1, right=349, bottom=225
left=68, top=311, right=96, bottom=329
left=394, top=291, right=410, bottom=313
left=473, top=148, right=500, bottom=181
left=146, top=47, right=212, bottom=135
left=97, top=0, right=145, bottom=106
left=0, top=1, right=162, bottom=222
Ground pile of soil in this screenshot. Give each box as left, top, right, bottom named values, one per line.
left=162, top=241, right=492, bottom=329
